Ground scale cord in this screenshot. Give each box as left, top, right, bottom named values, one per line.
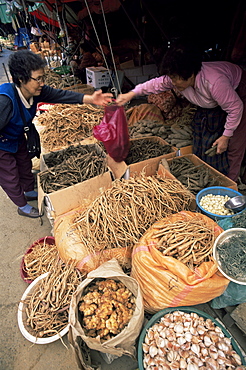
left=83, top=0, right=118, bottom=96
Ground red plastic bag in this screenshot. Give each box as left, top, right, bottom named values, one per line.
left=93, top=104, right=130, bottom=162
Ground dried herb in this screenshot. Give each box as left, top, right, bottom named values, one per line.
left=232, top=209, right=246, bottom=228
left=217, top=234, right=246, bottom=281
left=125, top=139, right=173, bottom=165
left=40, top=144, right=107, bottom=193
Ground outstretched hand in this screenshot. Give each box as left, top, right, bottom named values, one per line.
left=83, top=89, right=113, bottom=106
left=116, top=91, right=136, bottom=106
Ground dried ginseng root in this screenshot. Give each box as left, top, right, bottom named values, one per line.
left=78, top=279, right=136, bottom=341
left=23, top=260, right=84, bottom=338
left=23, top=238, right=59, bottom=282
left=142, top=310, right=243, bottom=370
left=154, top=217, right=215, bottom=268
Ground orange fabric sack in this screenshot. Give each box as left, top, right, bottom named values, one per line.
left=131, top=211, right=230, bottom=313
left=54, top=207, right=131, bottom=274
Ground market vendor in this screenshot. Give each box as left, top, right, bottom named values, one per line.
left=116, top=41, right=246, bottom=183
left=0, top=50, right=113, bottom=219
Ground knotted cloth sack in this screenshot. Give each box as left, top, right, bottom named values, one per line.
left=131, top=211, right=230, bottom=313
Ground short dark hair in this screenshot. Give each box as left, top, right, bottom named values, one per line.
left=8, top=50, right=46, bottom=87
left=159, top=42, right=202, bottom=80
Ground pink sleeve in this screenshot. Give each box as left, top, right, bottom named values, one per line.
left=132, top=76, right=174, bottom=96
left=210, top=77, right=243, bottom=137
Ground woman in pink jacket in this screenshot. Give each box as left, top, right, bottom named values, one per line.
left=116, top=43, right=246, bottom=183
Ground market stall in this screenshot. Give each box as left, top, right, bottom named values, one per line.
left=16, top=87, right=246, bottom=369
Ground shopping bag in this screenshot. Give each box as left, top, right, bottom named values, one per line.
left=93, top=104, right=129, bottom=162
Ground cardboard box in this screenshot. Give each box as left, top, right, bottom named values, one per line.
left=126, top=136, right=177, bottom=165
left=120, top=60, right=135, bottom=69
left=86, top=67, right=111, bottom=89
left=38, top=151, right=196, bottom=223
left=38, top=143, right=110, bottom=221
left=136, top=76, right=149, bottom=84
left=176, top=145, right=193, bottom=156
left=167, top=154, right=238, bottom=191
left=38, top=170, right=113, bottom=223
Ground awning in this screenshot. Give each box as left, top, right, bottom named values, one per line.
left=0, top=0, right=12, bottom=24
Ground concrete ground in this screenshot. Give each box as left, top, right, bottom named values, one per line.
left=0, top=47, right=245, bottom=370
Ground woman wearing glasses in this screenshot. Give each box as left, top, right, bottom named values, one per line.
left=0, top=50, right=113, bottom=218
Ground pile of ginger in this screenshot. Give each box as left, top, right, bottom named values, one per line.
left=78, top=279, right=136, bottom=341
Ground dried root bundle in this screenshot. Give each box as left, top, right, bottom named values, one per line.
left=23, top=260, right=83, bottom=338
left=23, top=239, right=59, bottom=282
left=73, top=173, right=194, bottom=253
left=39, top=145, right=107, bottom=193
left=154, top=217, right=216, bottom=268
left=37, top=104, right=104, bottom=151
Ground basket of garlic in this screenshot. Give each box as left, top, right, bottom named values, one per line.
left=138, top=306, right=246, bottom=370
left=196, top=186, right=244, bottom=220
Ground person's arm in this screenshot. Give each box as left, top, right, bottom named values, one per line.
left=37, top=85, right=112, bottom=106
left=211, top=77, right=243, bottom=154
left=116, top=75, right=173, bottom=106
left=0, top=95, right=13, bottom=130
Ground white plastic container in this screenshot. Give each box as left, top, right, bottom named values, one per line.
left=17, top=272, right=69, bottom=344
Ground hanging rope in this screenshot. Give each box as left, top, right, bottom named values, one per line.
left=99, top=0, right=122, bottom=96
left=83, top=0, right=119, bottom=95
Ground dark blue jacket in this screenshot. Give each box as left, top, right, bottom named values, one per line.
left=0, top=84, right=36, bottom=152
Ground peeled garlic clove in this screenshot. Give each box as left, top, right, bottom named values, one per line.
left=149, top=344, right=158, bottom=358
left=177, top=336, right=186, bottom=346
left=142, top=343, right=149, bottom=353
left=180, top=358, right=187, bottom=369
left=184, top=332, right=192, bottom=342
left=191, top=343, right=200, bottom=356
left=204, top=335, right=213, bottom=347
left=187, top=363, right=199, bottom=370
left=174, top=323, right=184, bottom=334
left=166, top=350, right=179, bottom=363
left=156, top=336, right=166, bottom=348
left=230, top=351, right=242, bottom=366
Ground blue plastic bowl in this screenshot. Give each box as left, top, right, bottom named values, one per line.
left=196, top=186, right=243, bottom=221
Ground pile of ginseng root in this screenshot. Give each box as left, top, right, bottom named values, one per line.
left=153, top=216, right=217, bottom=269
left=37, top=104, right=104, bottom=152
left=22, top=259, right=84, bottom=339
left=73, top=173, right=194, bottom=255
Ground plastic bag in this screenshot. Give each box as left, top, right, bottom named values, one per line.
left=211, top=282, right=246, bottom=308
left=93, top=105, right=129, bottom=162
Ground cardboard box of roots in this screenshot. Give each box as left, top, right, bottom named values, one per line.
left=167, top=153, right=238, bottom=192
left=38, top=143, right=111, bottom=223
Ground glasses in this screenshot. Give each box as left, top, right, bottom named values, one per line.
left=30, top=76, right=45, bottom=83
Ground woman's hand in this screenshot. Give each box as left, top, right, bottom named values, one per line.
left=116, top=91, right=136, bottom=106
left=213, top=135, right=230, bottom=154
left=83, top=90, right=113, bottom=106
